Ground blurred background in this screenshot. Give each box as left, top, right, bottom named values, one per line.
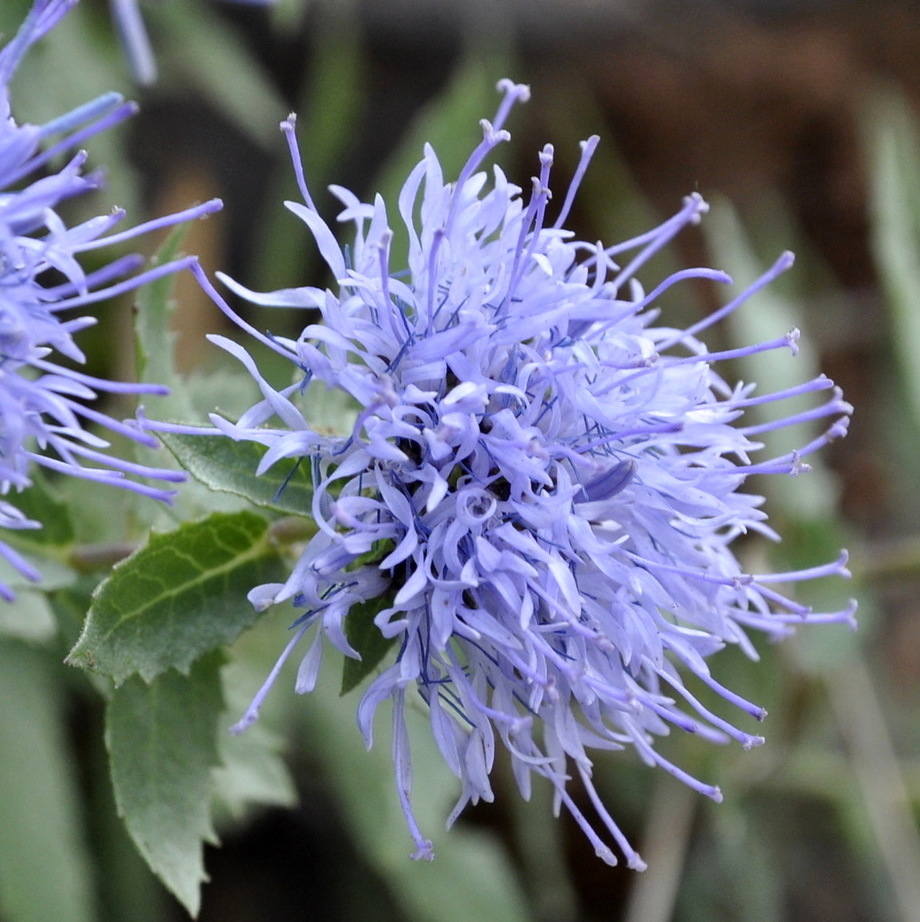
left=1, top=0, right=919, bottom=920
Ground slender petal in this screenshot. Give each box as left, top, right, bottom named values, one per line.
left=0, top=2, right=222, bottom=598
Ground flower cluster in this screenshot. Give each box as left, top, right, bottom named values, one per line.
left=190, top=80, right=854, bottom=868
left=0, top=0, right=220, bottom=599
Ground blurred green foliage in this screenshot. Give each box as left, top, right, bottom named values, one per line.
left=1, top=3, right=918, bottom=922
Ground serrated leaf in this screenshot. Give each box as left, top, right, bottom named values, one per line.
left=159, top=431, right=314, bottom=517
left=211, top=655, right=297, bottom=821
left=106, top=654, right=224, bottom=917
left=67, top=511, right=286, bottom=684
left=340, top=588, right=398, bottom=695
left=212, top=719, right=297, bottom=821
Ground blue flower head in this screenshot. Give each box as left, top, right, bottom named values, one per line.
left=192, top=80, right=855, bottom=868
left=0, top=0, right=221, bottom=598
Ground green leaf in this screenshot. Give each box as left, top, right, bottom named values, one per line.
left=212, top=723, right=297, bottom=821
left=0, top=641, right=96, bottom=922
left=865, top=86, right=920, bottom=431
left=3, top=472, right=75, bottom=555
left=106, top=654, right=224, bottom=917
left=212, top=663, right=297, bottom=821
left=67, top=511, right=286, bottom=684
left=0, top=588, right=57, bottom=643
left=340, top=588, right=398, bottom=696
left=134, top=224, right=194, bottom=420
left=0, top=476, right=76, bottom=640
left=152, top=1, right=286, bottom=148
left=297, top=667, right=532, bottom=922
left=159, top=431, right=314, bottom=517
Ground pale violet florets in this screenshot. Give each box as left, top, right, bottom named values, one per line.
left=183, top=79, right=854, bottom=868
left=0, top=0, right=221, bottom=598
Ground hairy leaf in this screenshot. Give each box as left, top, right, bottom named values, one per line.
left=106, top=654, right=223, bottom=917
left=67, top=511, right=285, bottom=683
left=159, top=432, right=313, bottom=517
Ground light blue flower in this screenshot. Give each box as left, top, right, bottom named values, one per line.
left=0, top=0, right=221, bottom=598
left=188, top=80, right=854, bottom=868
